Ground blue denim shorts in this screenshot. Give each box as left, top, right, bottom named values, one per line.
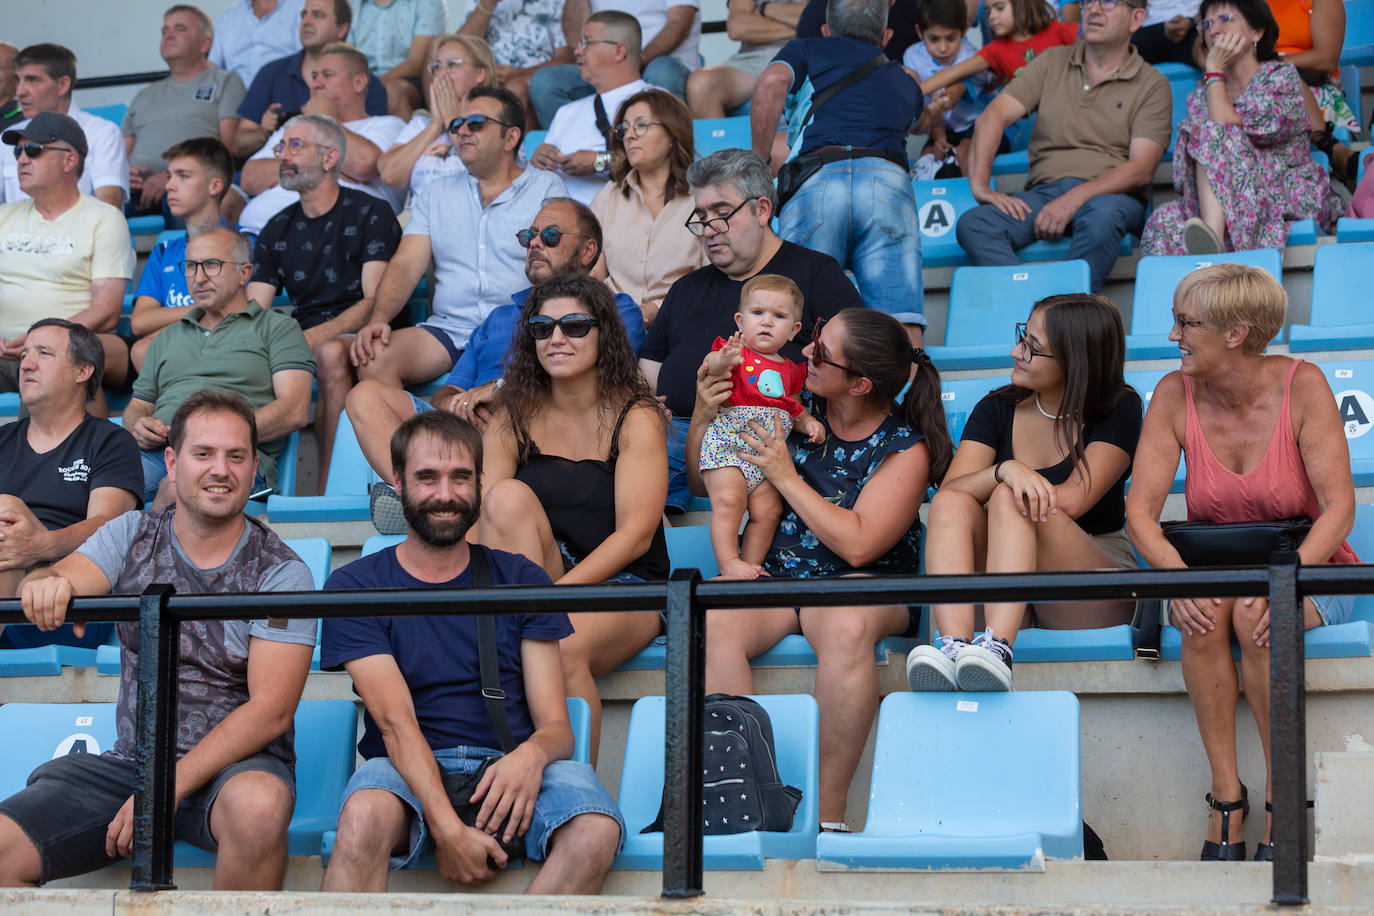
left=665, top=415, right=692, bottom=512
left=338, top=746, right=625, bottom=870
left=1314, top=593, right=1354, bottom=626
left=0, top=750, right=293, bottom=884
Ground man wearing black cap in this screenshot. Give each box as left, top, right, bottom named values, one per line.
left=0, top=112, right=135, bottom=398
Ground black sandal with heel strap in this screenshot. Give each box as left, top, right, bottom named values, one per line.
left=1200, top=785, right=1249, bottom=861
left=1255, top=799, right=1314, bottom=862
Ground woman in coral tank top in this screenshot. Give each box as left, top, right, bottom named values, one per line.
left=1126, top=263, right=1359, bottom=863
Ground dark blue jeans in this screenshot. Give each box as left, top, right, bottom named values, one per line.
left=955, top=176, right=1147, bottom=291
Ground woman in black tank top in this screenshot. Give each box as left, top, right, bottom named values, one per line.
left=477, top=275, right=668, bottom=763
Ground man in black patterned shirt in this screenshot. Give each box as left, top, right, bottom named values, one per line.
left=246, top=111, right=401, bottom=487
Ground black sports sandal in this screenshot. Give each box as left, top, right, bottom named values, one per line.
left=1200, top=785, right=1249, bottom=861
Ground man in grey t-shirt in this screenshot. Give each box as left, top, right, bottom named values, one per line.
left=122, top=5, right=247, bottom=213
left=0, top=390, right=316, bottom=890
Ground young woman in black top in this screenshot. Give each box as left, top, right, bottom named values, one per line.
left=478, top=275, right=668, bottom=762
left=907, top=293, right=1142, bottom=692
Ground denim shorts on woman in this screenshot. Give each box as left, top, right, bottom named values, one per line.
left=0, top=751, right=293, bottom=884
left=338, top=744, right=625, bottom=870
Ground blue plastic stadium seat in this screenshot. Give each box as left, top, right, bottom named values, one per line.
left=693, top=116, right=751, bottom=158
left=520, top=129, right=547, bottom=161
left=925, top=261, right=1091, bottom=370
left=273, top=429, right=300, bottom=498
left=912, top=178, right=979, bottom=268
left=84, top=103, right=127, bottom=125
left=267, top=411, right=377, bottom=522
left=126, top=215, right=166, bottom=238
left=1287, top=219, right=1318, bottom=247
left=0, top=700, right=357, bottom=865
left=1159, top=504, right=1374, bottom=660
left=0, top=392, right=19, bottom=416
left=1288, top=243, right=1374, bottom=351
left=1340, top=0, right=1374, bottom=67
left=1012, top=624, right=1137, bottom=661
left=989, top=149, right=1028, bottom=176
left=816, top=691, right=1082, bottom=870
left=1125, top=248, right=1282, bottom=359
left=614, top=694, right=818, bottom=870
left=617, top=526, right=912, bottom=671
left=320, top=697, right=592, bottom=866
left=941, top=375, right=1008, bottom=444
left=1337, top=218, right=1374, bottom=244
left=1311, top=359, right=1374, bottom=487
left=1123, top=368, right=1186, bottom=492
left=408, top=375, right=446, bottom=398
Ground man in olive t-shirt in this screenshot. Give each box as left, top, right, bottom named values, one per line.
left=955, top=0, right=1171, bottom=291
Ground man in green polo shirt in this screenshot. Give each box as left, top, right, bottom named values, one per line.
left=956, top=0, right=1172, bottom=292
left=123, top=226, right=315, bottom=507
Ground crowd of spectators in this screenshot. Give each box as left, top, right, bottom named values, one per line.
left=0, top=0, right=1368, bottom=892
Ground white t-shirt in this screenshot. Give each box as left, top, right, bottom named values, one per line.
left=0, top=103, right=130, bottom=205
left=390, top=112, right=468, bottom=197
left=544, top=78, right=652, bottom=205
left=595, top=0, right=702, bottom=72
left=239, top=115, right=407, bottom=234
left=0, top=195, right=136, bottom=339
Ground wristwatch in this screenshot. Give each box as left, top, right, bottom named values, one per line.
left=593, top=151, right=610, bottom=174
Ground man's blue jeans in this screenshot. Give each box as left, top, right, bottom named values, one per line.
left=528, top=59, right=691, bottom=128
left=779, top=156, right=926, bottom=328
left=954, top=176, right=1147, bottom=292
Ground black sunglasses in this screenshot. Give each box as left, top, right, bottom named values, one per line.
left=528, top=313, right=598, bottom=340
left=517, top=226, right=570, bottom=248
left=446, top=114, right=513, bottom=133
left=810, top=318, right=859, bottom=375
left=14, top=142, right=73, bottom=160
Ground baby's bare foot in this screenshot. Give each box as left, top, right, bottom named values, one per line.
left=718, top=558, right=762, bottom=579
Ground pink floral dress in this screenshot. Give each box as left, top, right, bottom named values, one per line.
left=1141, top=61, right=1342, bottom=255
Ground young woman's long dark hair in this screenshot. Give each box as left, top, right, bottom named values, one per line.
left=834, top=308, right=953, bottom=484
left=994, top=293, right=1134, bottom=479
left=497, top=274, right=658, bottom=460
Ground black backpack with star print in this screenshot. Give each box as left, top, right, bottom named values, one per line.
left=645, top=694, right=802, bottom=836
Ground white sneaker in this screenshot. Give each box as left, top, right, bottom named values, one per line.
left=955, top=628, right=1014, bottom=692
left=906, top=636, right=963, bottom=692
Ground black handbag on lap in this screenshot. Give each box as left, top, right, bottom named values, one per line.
left=1162, top=517, right=1313, bottom=567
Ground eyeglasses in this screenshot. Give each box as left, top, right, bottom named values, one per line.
left=13, top=142, right=73, bottom=160
left=272, top=137, right=323, bottom=156
left=684, top=197, right=760, bottom=237
left=1014, top=322, right=1054, bottom=360
left=528, top=313, right=598, bottom=340
left=180, top=258, right=246, bottom=277
left=1172, top=312, right=1205, bottom=332
left=614, top=117, right=664, bottom=139
left=447, top=114, right=512, bottom=133
left=810, top=318, right=860, bottom=375
left=577, top=36, right=620, bottom=49
left=517, top=226, right=575, bottom=248
left=427, top=57, right=468, bottom=74
left=1198, top=12, right=1238, bottom=31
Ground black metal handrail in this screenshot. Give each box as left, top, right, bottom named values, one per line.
left=2, top=554, right=1364, bottom=904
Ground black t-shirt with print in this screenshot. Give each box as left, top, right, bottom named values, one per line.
left=0, top=414, right=144, bottom=529
left=251, top=187, right=402, bottom=329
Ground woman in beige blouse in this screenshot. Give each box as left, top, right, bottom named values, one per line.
left=592, top=89, right=706, bottom=328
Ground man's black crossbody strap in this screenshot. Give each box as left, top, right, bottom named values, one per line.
left=593, top=94, right=612, bottom=146
left=798, top=53, right=889, bottom=130
left=471, top=545, right=519, bottom=753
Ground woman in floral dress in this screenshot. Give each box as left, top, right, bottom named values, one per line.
left=684, top=308, right=953, bottom=831
left=1141, top=0, right=1341, bottom=255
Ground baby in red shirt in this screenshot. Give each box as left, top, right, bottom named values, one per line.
left=700, top=274, right=824, bottom=579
